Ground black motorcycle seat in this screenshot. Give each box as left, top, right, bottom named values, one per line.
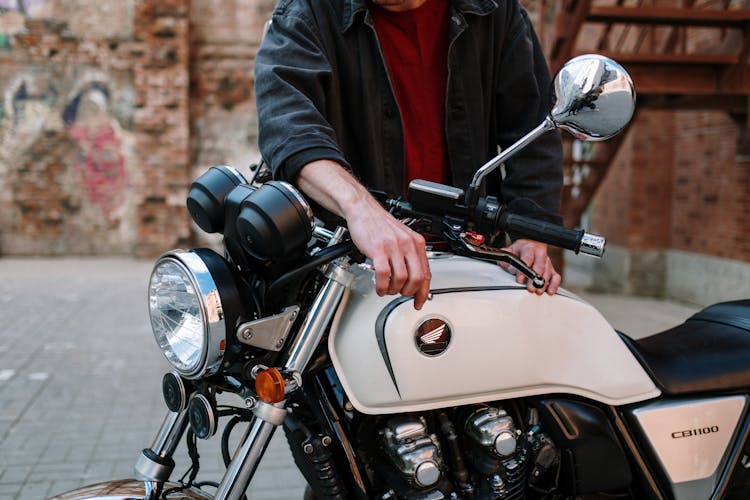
left=620, top=300, right=750, bottom=395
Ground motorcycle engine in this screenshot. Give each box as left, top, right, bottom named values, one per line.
left=364, top=404, right=559, bottom=500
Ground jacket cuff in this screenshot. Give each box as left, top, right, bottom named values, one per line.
left=276, top=146, right=352, bottom=183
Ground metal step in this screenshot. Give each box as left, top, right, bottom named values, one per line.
left=588, top=6, right=750, bottom=27
left=590, top=51, right=739, bottom=66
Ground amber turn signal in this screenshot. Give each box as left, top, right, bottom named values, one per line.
left=255, top=368, right=286, bottom=404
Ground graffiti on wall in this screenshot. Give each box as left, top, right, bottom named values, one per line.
left=0, top=0, right=52, bottom=48
left=0, top=68, right=134, bottom=252
left=0, top=1, right=133, bottom=45
left=6, top=79, right=58, bottom=126
left=63, top=82, right=128, bottom=220
left=1, top=74, right=60, bottom=144
left=0, top=0, right=49, bottom=15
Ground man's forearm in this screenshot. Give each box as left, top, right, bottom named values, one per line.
left=295, top=159, right=372, bottom=219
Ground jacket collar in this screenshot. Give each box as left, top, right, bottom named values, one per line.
left=341, top=0, right=499, bottom=32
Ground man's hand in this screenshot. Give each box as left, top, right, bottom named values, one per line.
left=499, top=239, right=561, bottom=295
left=296, top=160, right=431, bottom=309
left=346, top=197, right=431, bottom=309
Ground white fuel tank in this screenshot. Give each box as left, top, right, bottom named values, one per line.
left=328, top=253, right=661, bottom=414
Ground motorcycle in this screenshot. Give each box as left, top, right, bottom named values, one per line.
left=51, top=54, right=750, bottom=500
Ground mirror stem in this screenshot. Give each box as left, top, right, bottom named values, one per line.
left=464, top=116, right=557, bottom=208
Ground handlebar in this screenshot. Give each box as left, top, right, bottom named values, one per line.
left=387, top=180, right=606, bottom=257
left=499, top=213, right=605, bottom=257
left=264, top=182, right=605, bottom=302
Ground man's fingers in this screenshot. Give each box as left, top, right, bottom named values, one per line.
left=529, top=257, right=551, bottom=294
left=413, top=279, right=431, bottom=310
left=515, top=244, right=535, bottom=287
left=372, top=254, right=391, bottom=297
left=547, top=271, right=562, bottom=295
left=401, top=235, right=430, bottom=309
left=526, top=247, right=545, bottom=293
left=532, top=249, right=548, bottom=276
left=500, top=239, right=561, bottom=295
left=388, top=252, right=408, bottom=295
left=538, top=260, right=554, bottom=295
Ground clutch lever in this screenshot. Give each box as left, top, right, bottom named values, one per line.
left=457, top=233, right=545, bottom=289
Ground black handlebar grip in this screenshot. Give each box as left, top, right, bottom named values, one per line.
left=500, top=213, right=589, bottom=254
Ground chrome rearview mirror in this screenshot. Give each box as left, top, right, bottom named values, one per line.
left=465, top=54, right=636, bottom=206
left=550, top=54, right=635, bottom=141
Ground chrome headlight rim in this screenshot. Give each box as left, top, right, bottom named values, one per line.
left=149, top=249, right=227, bottom=380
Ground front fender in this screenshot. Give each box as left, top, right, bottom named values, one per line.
left=48, top=479, right=213, bottom=500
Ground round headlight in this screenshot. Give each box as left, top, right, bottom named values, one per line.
left=148, top=249, right=241, bottom=379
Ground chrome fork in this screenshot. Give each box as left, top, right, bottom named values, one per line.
left=134, top=409, right=189, bottom=499
left=214, top=228, right=353, bottom=500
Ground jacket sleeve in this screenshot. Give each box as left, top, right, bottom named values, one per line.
left=254, top=5, right=350, bottom=182
left=494, top=4, right=564, bottom=225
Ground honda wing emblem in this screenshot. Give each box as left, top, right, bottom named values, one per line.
left=415, top=318, right=452, bottom=356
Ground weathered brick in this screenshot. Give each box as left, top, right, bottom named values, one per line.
left=0, top=0, right=745, bottom=278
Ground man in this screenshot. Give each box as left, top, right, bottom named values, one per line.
left=255, top=0, right=563, bottom=309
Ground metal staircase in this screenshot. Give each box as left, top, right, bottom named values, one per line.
left=533, top=0, right=750, bottom=228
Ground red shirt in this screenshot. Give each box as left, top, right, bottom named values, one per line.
left=370, top=0, right=450, bottom=194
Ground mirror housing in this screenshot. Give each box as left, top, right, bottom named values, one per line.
left=550, top=54, right=635, bottom=141
left=465, top=54, right=636, bottom=207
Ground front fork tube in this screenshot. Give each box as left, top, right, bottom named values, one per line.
left=214, top=266, right=351, bottom=500
left=134, top=409, right=189, bottom=498
left=151, top=409, right=189, bottom=454
left=213, top=404, right=284, bottom=499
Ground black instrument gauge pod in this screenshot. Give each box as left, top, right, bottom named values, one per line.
left=236, top=181, right=314, bottom=261
left=187, top=165, right=248, bottom=234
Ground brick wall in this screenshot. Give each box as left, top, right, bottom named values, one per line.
left=591, top=110, right=749, bottom=263
left=0, top=0, right=192, bottom=257
left=591, top=111, right=675, bottom=250
left=188, top=0, right=275, bottom=175
left=0, top=0, right=747, bottom=270
left=671, top=111, right=750, bottom=262
left=579, top=0, right=749, bottom=264
left=133, top=0, right=192, bottom=257
left=0, top=0, right=282, bottom=256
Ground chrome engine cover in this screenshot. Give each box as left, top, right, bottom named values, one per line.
left=465, top=406, right=518, bottom=457
left=380, top=416, right=443, bottom=488
left=329, top=254, right=660, bottom=414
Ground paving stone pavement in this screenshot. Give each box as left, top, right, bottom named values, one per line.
left=0, top=258, right=306, bottom=500
left=0, top=258, right=701, bottom=500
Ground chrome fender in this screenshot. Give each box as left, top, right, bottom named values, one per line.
left=49, top=479, right=213, bottom=500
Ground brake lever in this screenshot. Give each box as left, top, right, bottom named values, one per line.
left=456, top=233, right=545, bottom=289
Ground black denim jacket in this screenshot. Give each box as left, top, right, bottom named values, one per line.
left=255, top=0, right=563, bottom=223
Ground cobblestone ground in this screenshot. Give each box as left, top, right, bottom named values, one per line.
left=0, top=258, right=700, bottom=500
left=0, top=259, right=306, bottom=500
